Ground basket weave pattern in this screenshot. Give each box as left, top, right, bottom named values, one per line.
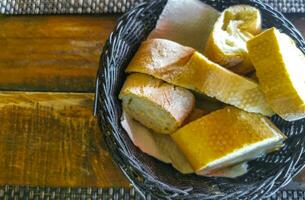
left=96, top=0, right=305, bottom=199
left=1, top=0, right=305, bottom=14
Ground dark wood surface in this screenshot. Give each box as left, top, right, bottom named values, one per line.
left=0, top=92, right=129, bottom=187
left=0, top=16, right=115, bottom=92
left=0, top=13, right=304, bottom=189
left=0, top=15, right=130, bottom=188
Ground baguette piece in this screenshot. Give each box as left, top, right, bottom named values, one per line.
left=119, top=73, right=195, bottom=134
left=127, top=43, right=273, bottom=116
left=127, top=38, right=195, bottom=75
left=122, top=111, right=249, bottom=177
left=204, top=5, right=261, bottom=74
left=171, top=107, right=286, bottom=174
left=247, top=28, right=305, bottom=121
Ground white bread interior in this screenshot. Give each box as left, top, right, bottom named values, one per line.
left=119, top=73, right=195, bottom=134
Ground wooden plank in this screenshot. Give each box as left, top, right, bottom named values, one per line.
left=0, top=38, right=101, bottom=92
left=0, top=92, right=129, bottom=187
left=0, top=16, right=117, bottom=39
left=0, top=16, right=117, bottom=92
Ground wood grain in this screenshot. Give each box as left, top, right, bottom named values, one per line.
left=0, top=16, right=117, bottom=92
left=0, top=16, right=117, bottom=39
left=0, top=92, right=129, bottom=187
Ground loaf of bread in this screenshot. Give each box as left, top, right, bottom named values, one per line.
left=247, top=28, right=305, bottom=121
left=127, top=40, right=273, bottom=116
left=204, top=5, right=261, bottom=74
left=171, top=107, right=286, bottom=174
left=119, top=73, right=195, bottom=134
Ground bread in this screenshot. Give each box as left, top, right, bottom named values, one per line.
left=247, top=28, right=305, bottom=121
left=122, top=111, right=249, bottom=177
left=127, top=38, right=195, bottom=76
left=176, top=52, right=273, bottom=115
left=171, top=107, right=286, bottom=174
left=204, top=5, right=261, bottom=74
left=119, top=73, right=195, bottom=134
left=127, top=42, right=273, bottom=116
left=197, top=162, right=248, bottom=178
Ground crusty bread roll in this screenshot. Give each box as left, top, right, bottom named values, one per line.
left=171, top=107, right=286, bottom=174
left=204, top=5, right=261, bottom=74
left=127, top=40, right=273, bottom=116
left=248, top=28, right=305, bottom=121
left=119, top=73, right=195, bottom=134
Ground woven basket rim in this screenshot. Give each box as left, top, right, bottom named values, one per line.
left=96, top=0, right=305, bottom=199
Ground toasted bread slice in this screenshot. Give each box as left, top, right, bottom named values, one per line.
left=119, top=73, right=195, bottom=134
left=171, top=107, right=286, bottom=173
left=127, top=42, right=273, bottom=116
left=247, top=28, right=305, bottom=121
left=204, top=5, right=261, bottom=74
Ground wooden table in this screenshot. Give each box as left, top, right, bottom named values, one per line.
left=0, top=13, right=304, bottom=192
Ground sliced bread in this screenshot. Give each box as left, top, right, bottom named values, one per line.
left=122, top=111, right=249, bottom=177
left=247, top=28, right=305, bottom=121
left=119, top=73, right=195, bottom=134
left=171, top=106, right=286, bottom=174
left=171, top=52, right=272, bottom=115
left=127, top=41, right=273, bottom=116
left=204, top=5, right=261, bottom=74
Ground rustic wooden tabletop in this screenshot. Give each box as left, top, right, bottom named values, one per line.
left=0, top=13, right=304, bottom=191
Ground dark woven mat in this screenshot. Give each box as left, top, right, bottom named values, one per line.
left=1, top=0, right=305, bottom=14
left=0, top=186, right=304, bottom=199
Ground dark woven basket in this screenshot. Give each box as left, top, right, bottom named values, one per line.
left=95, top=0, right=305, bottom=199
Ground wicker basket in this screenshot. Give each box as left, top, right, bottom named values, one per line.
left=95, top=0, right=305, bottom=199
